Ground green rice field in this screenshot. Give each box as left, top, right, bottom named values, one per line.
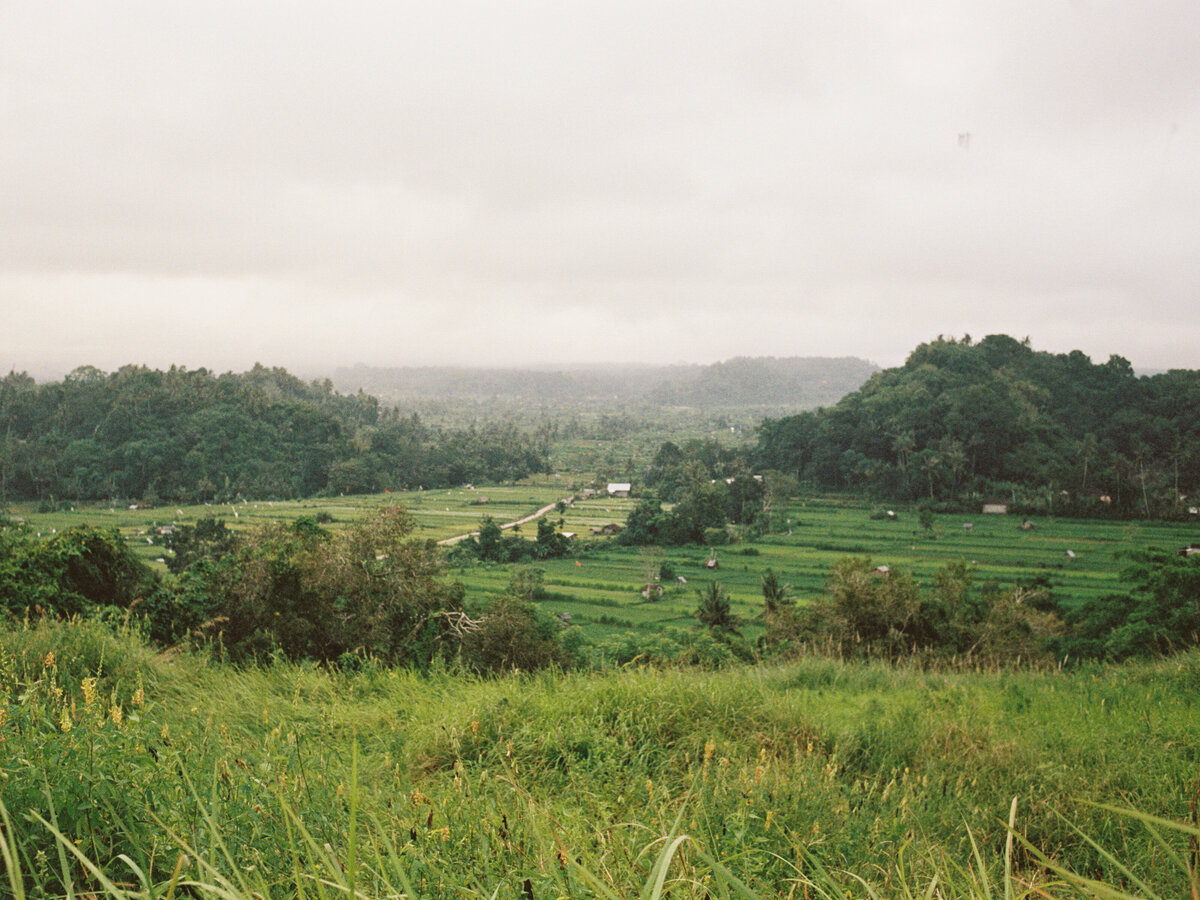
left=8, top=489, right=1197, bottom=648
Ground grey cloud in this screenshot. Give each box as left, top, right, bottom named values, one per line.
left=2, top=1, right=1198, bottom=373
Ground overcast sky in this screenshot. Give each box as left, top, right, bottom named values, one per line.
left=2, top=1, right=1198, bottom=379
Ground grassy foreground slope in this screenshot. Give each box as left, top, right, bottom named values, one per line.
left=3, top=619, right=1200, bottom=897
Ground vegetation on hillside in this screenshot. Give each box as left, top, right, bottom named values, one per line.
left=2, top=618, right=1199, bottom=897
left=0, top=364, right=548, bottom=503
left=755, top=334, right=1200, bottom=516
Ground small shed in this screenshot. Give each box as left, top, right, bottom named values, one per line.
left=607, top=482, right=632, bottom=498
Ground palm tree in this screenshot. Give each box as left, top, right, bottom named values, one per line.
left=695, top=582, right=741, bottom=634
left=761, top=568, right=792, bottom=614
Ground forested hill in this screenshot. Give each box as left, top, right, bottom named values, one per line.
left=334, top=356, right=878, bottom=408
left=754, top=335, right=1200, bottom=517
left=0, top=365, right=547, bottom=503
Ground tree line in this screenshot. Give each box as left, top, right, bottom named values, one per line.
left=754, top=334, right=1200, bottom=517
left=0, top=364, right=548, bottom=503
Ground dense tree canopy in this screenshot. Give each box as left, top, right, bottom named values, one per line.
left=0, top=364, right=548, bottom=503
left=754, top=335, right=1200, bottom=516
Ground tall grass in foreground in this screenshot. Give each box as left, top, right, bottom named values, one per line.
left=3, top=618, right=1200, bottom=897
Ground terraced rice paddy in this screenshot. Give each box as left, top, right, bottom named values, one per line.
left=10, top=489, right=1197, bottom=647
left=451, top=496, right=1200, bottom=644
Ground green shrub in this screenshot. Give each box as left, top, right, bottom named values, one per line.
left=461, top=595, right=572, bottom=673
left=1059, top=549, right=1200, bottom=660
left=0, top=524, right=163, bottom=618
left=187, top=506, right=465, bottom=666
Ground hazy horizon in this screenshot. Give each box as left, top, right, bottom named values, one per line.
left=4, top=2, right=1198, bottom=378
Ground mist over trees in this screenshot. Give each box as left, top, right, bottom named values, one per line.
left=333, top=356, right=878, bottom=408
left=754, top=334, right=1200, bottom=516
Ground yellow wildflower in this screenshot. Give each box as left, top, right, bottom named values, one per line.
left=132, top=686, right=145, bottom=708
left=0, top=707, right=7, bottom=728
left=765, top=810, right=775, bottom=832
left=110, top=704, right=123, bottom=727
left=703, top=740, right=716, bottom=763
left=81, top=677, right=98, bottom=710
left=43, top=651, right=55, bottom=669
left=59, top=708, right=72, bottom=732
left=161, top=723, right=170, bottom=740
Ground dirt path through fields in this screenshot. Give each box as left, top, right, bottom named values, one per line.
left=436, top=500, right=564, bottom=546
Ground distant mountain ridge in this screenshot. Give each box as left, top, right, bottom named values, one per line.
left=333, top=357, right=879, bottom=409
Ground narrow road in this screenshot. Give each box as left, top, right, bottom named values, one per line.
left=436, top=500, right=566, bottom=546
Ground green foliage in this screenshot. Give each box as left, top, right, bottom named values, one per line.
left=776, top=557, right=1063, bottom=664
left=474, top=515, right=505, bottom=561
left=462, top=514, right=574, bottom=564
left=754, top=334, right=1200, bottom=516
left=2, top=622, right=1199, bottom=896
left=186, top=506, right=465, bottom=666
left=533, top=515, right=572, bottom=560
left=0, top=617, right=163, bottom=702
left=461, top=570, right=573, bottom=673
left=760, top=567, right=791, bottom=614
left=0, top=364, right=549, bottom=503
left=0, top=523, right=161, bottom=618
left=505, top=566, right=546, bottom=602
left=1062, top=550, right=1200, bottom=660
left=592, top=624, right=754, bottom=668
left=621, top=475, right=766, bottom=547
left=695, top=581, right=741, bottom=634
left=159, top=516, right=234, bottom=574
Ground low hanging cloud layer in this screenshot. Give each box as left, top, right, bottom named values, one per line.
left=2, top=1, right=1198, bottom=378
